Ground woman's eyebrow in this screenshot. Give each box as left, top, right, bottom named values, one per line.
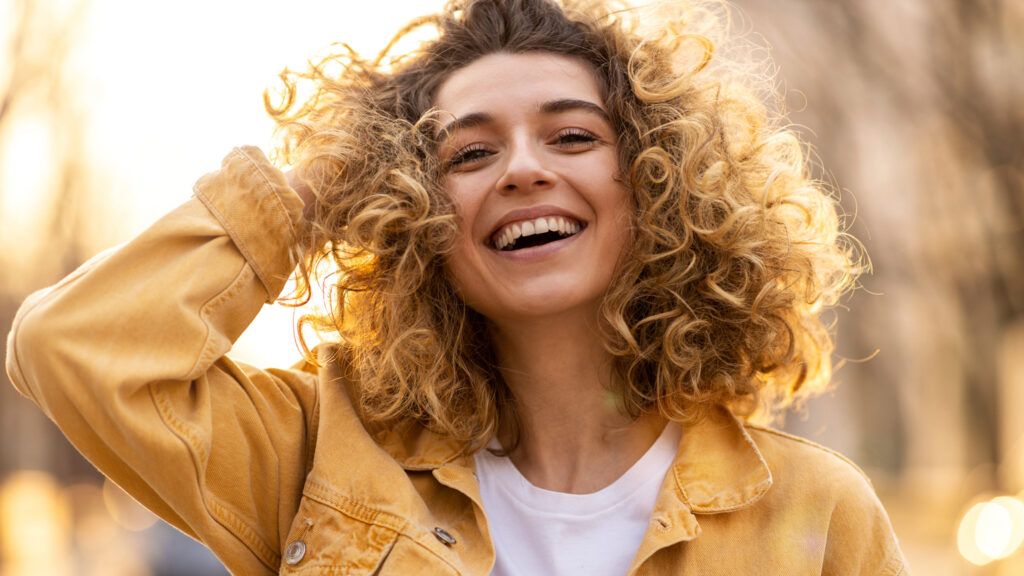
left=539, top=98, right=610, bottom=123
left=438, top=112, right=493, bottom=142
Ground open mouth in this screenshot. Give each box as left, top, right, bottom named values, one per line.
left=491, top=215, right=585, bottom=251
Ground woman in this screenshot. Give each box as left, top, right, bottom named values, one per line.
left=5, top=0, right=908, bottom=574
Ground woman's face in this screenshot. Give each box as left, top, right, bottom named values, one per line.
left=436, top=52, right=632, bottom=323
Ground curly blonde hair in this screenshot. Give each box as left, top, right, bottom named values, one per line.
left=267, top=0, right=864, bottom=451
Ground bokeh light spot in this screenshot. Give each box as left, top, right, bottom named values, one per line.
left=0, top=471, right=72, bottom=576
left=101, top=478, right=158, bottom=532
left=958, top=496, right=1024, bottom=565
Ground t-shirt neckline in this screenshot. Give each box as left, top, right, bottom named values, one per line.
left=474, top=421, right=682, bottom=518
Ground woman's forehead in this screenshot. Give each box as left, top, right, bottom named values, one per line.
left=433, top=52, right=605, bottom=119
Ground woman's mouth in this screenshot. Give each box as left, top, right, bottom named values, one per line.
left=491, top=215, right=586, bottom=251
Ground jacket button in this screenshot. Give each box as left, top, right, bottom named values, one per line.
left=284, top=540, right=307, bottom=565
left=433, top=526, right=457, bottom=546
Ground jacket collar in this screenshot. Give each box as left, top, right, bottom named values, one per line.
left=376, top=404, right=772, bottom=576
left=376, top=418, right=467, bottom=470
left=670, top=405, right=773, bottom=513
left=628, top=406, right=773, bottom=576
left=378, top=404, right=773, bottom=514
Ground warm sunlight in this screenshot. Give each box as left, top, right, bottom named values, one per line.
left=0, top=114, right=54, bottom=277
left=3, top=1, right=1022, bottom=574
left=0, top=0, right=446, bottom=366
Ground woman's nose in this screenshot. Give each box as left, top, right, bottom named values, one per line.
left=495, top=138, right=555, bottom=194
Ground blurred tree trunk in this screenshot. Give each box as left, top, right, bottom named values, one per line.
left=0, top=0, right=96, bottom=481
left=735, top=0, right=1023, bottom=510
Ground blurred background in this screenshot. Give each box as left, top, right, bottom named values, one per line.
left=0, top=0, right=1021, bottom=573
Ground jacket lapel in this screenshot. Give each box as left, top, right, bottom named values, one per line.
left=627, top=406, right=773, bottom=575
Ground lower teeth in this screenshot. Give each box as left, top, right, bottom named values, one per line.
left=505, top=231, right=572, bottom=251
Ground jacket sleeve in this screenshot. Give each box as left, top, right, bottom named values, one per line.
left=823, top=464, right=911, bottom=576
left=4, top=146, right=317, bottom=575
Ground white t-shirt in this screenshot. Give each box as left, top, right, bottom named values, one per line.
left=473, top=422, right=682, bottom=576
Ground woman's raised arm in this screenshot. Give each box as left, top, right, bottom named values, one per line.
left=5, top=146, right=317, bottom=575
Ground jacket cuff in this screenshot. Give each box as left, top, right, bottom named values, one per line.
left=193, top=146, right=304, bottom=302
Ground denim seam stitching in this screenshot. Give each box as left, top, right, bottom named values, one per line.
left=235, top=146, right=298, bottom=244
left=193, top=150, right=279, bottom=300
left=303, top=479, right=463, bottom=573
left=745, top=424, right=875, bottom=486
left=148, top=259, right=280, bottom=571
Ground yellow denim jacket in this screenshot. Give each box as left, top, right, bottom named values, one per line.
left=6, top=147, right=909, bottom=575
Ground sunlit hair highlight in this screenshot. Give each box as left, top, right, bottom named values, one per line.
left=266, top=0, right=865, bottom=452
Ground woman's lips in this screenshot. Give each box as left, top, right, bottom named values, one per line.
left=491, top=215, right=584, bottom=250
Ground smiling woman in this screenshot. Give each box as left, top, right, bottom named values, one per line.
left=6, top=0, right=908, bottom=574
left=438, top=53, right=632, bottom=323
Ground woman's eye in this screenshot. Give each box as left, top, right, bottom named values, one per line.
left=554, top=129, right=599, bottom=147
left=447, top=144, right=491, bottom=169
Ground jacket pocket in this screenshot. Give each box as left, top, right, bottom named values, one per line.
left=279, top=496, right=399, bottom=575
left=374, top=535, right=460, bottom=576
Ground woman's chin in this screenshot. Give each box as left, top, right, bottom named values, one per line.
left=475, top=289, right=604, bottom=324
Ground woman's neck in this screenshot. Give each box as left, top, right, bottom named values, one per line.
left=488, top=309, right=668, bottom=494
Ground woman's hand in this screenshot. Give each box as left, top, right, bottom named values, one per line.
left=285, top=170, right=316, bottom=220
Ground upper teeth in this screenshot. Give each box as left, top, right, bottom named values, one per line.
left=493, top=215, right=582, bottom=250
